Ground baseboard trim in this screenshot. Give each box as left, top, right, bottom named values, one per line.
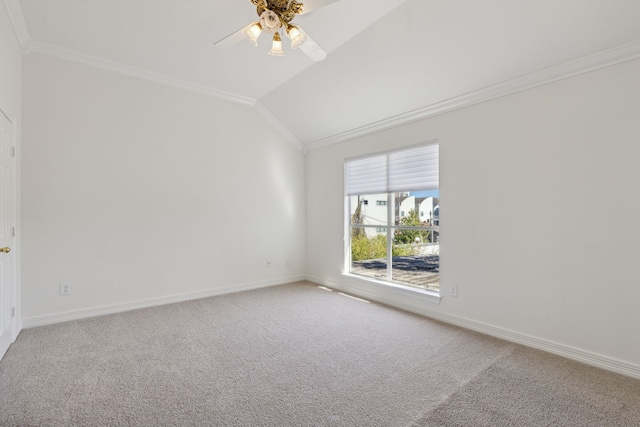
left=12, top=321, right=22, bottom=341
left=306, top=275, right=640, bottom=380
left=22, top=276, right=305, bottom=329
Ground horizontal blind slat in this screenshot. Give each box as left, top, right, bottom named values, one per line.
left=346, top=155, right=388, bottom=195
left=346, top=144, right=438, bottom=195
left=388, top=144, right=439, bottom=192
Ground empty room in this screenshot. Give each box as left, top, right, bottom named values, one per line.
left=1, top=0, right=640, bottom=425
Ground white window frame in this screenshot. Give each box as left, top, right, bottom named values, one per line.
left=343, top=141, right=441, bottom=301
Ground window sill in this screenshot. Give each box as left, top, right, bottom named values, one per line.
left=340, top=273, right=441, bottom=305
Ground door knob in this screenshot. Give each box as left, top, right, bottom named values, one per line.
left=0, top=247, right=10, bottom=253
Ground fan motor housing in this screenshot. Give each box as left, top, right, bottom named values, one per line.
left=252, top=0, right=303, bottom=24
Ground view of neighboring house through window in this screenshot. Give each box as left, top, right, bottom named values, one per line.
left=345, top=143, right=439, bottom=292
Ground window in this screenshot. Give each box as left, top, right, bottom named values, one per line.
left=346, top=143, right=439, bottom=293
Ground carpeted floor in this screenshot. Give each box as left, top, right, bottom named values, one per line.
left=1, top=281, right=639, bottom=426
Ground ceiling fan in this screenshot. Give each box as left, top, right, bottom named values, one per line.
left=214, top=0, right=341, bottom=61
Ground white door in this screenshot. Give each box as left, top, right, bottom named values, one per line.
left=0, top=110, right=16, bottom=360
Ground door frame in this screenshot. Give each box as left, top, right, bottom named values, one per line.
left=0, top=102, right=21, bottom=357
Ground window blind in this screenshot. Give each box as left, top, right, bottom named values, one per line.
left=345, top=155, right=387, bottom=196
left=346, top=144, right=438, bottom=196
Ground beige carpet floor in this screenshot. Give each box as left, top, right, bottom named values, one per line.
left=1, top=281, right=639, bottom=426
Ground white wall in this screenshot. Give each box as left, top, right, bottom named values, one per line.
left=349, top=194, right=387, bottom=237
left=21, top=53, right=305, bottom=323
left=418, top=197, right=437, bottom=224
left=306, top=58, right=640, bottom=370
left=398, top=196, right=415, bottom=219
left=0, top=3, right=21, bottom=120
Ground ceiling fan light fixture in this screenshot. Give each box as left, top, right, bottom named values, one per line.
left=268, top=32, right=286, bottom=56
left=286, top=24, right=307, bottom=49
left=243, top=22, right=263, bottom=46
left=214, top=0, right=326, bottom=60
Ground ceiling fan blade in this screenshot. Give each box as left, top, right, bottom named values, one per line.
left=299, top=33, right=327, bottom=62
left=300, top=0, right=342, bottom=15
left=214, top=27, right=247, bottom=49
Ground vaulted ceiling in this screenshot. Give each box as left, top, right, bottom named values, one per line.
left=8, top=0, right=640, bottom=150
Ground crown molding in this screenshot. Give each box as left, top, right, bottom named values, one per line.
left=3, top=0, right=31, bottom=52
left=304, top=38, right=640, bottom=152
left=253, top=102, right=304, bottom=151
left=28, top=41, right=307, bottom=147
left=30, top=41, right=257, bottom=106
left=3, top=0, right=301, bottom=149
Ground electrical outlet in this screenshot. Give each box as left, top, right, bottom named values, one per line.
left=266, top=260, right=272, bottom=268
left=450, top=286, right=458, bottom=297
left=285, top=259, right=290, bottom=267
left=60, top=284, right=71, bottom=296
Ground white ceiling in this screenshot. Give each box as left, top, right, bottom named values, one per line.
left=10, top=0, right=640, bottom=148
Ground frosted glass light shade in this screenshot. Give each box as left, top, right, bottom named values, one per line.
left=268, top=33, right=285, bottom=56
left=244, top=22, right=262, bottom=46
left=286, top=25, right=307, bottom=49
